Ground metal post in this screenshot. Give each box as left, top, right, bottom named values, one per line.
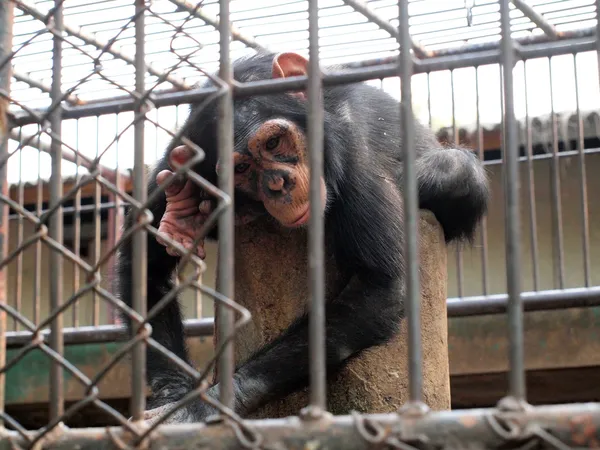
left=216, top=0, right=235, bottom=408
left=597, top=0, right=600, bottom=90
left=398, top=0, right=422, bottom=403
left=499, top=0, right=526, bottom=402
left=0, top=0, right=14, bottom=429
left=48, top=0, right=65, bottom=422
left=307, top=0, right=326, bottom=412
left=131, top=0, right=147, bottom=421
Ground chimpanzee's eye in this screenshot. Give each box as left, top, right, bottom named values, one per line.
left=234, top=163, right=250, bottom=174
left=265, top=136, right=280, bottom=151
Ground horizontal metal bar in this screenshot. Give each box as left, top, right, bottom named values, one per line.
left=4, top=403, right=600, bottom=448
left=12, top=70, right=83, bottom=105
left=447, top=286, right=600, bottom=317
left=9, top=33, right=597, bottom=125
left=6, top=287, right=599, bottom=347
left=5, top=318, right=214, bottom=348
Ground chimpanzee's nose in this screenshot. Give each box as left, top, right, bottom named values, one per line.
left=263, top=170, right=292, bottom=198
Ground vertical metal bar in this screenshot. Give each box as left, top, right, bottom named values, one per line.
left=131, top=0, right=147, bottom=421
left=49, top=0, right=65, bottom=421
left=307, top=0, right=326, bottom=411
left=93, top=116, right=101, bottom=325
left=450, top=70, right=464, bottom=298
left=547, top=58, right=565, bottom=290
left=596, top=0, right=600, bottom=90
left=111, top=113, right=124, bottom=324
left=0, top=0, right=15, bottom=428
left=475, top=68, right=489, bottom=296
left=14, top=128, right=23, bottom=331
left=398, top=0, right=422, bottom=403
left=34, top=131, right=42, bottom=324
left=500, top=0, right=526, bottom=401
left=216, top=0, right=235, bottom=409
left=523, top=62, right=540, bottom=292
left=72, top=120, right=81, bottom=327
left=572, top=55, right=591, bottom=287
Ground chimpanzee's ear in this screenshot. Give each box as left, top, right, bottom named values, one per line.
left=272, top=52, right=308, bottom=100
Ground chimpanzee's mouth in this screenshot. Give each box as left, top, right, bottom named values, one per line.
left=287, top=205, right=310, bottom=227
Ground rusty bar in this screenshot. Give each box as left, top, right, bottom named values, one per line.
left=48, top=0, right=65, bottom=421
left=130, top=0, right=147, bottom=421
left=572, top=55, right=591, bottom=287
left=4, top=403, right=600, bottom=448
left=0, top=0, right=14, bottom=428
left=523, top=61, right=540, bottom=292
left=216, top=0, right=235, bottom=409
left=511, top=0, right=559, bottom=40
left=500, top=0, right=526, bottom=402
left=398, top=0, right=422, bottom=404
left=342, top=0, right=429, bottom=58
left=307, top=0, right=326, bottom=412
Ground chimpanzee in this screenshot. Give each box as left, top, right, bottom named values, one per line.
left=116, top=51, right=489, bottom=424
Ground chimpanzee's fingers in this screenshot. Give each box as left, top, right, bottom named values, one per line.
left=168, top=145, right=196, bottom=171
left=156, top=169, right=188, bottom=198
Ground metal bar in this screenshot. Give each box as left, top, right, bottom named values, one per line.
left=33, top=131, right=42, bottom=324
left=13, top=128, right=23, bottom=331
left=92, top=116, right=101, bottom=326
left=475, top=68, right=489, bottom=296
left=511, top=0, right=559, bottom=40
left=10, top=35, right=598, bottom=126
left=398, top=0, right=422, bottom=404
left=169, top=0, right=265, bottom=50
left=48, top=0, right=64, bottom=422
left=500, top=0, right=525, bottom=402
left=13, top=0, right=190, bottom=91
left=547, top=58, right=565, bottom=290
left=597, top=0, right=600, bottom=91
left=450, top=70, right=464, bottom=299
left=307, top=0, right=326, bottom=413
left=342, top=0, right=429, bottom=58
left=447, top=286, right=600, bottom=317
left=573, top=55, right=591, bottom=287
left=216, top=0, right=235, bottom=410
left=72, top=119, right=81, bottom=327
left=4, top=403, right=600, bottom=448
left=523, top=61, right=540, bottom=292
left=6, top=285, right=600, bottom=348
left=130, top=0, right=147, bottom=422
left=0, top=0, right=14, bottom=428
left=12, top=70, right=82, bottom=105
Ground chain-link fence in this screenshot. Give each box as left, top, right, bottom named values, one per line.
left=0, top=0, right=599, bottom=448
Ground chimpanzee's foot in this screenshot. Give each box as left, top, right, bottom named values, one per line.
left=156, top=145, right=213, bottom=258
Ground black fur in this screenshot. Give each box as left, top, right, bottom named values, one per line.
left=116, top=51, right=489, bottom=422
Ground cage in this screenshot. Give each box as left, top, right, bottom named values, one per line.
left=0, top=0, right=599, bottom=448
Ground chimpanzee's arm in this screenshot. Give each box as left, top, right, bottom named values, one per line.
left=183, top=272, right=403, bottom=419
left=416, top=146, right=489, bottom=242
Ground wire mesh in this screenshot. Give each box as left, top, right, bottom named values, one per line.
left=0, top=0, right=598, bottom=448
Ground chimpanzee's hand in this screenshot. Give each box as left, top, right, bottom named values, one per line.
left=155, top=145, right=213, bottom=259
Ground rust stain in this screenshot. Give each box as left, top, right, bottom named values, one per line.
left=569, top=414, right=599, bottom=446
left=459, top=415, right=478, bottom=428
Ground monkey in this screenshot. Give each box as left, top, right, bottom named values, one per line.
left=116, top=51, right=489, bottom=425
